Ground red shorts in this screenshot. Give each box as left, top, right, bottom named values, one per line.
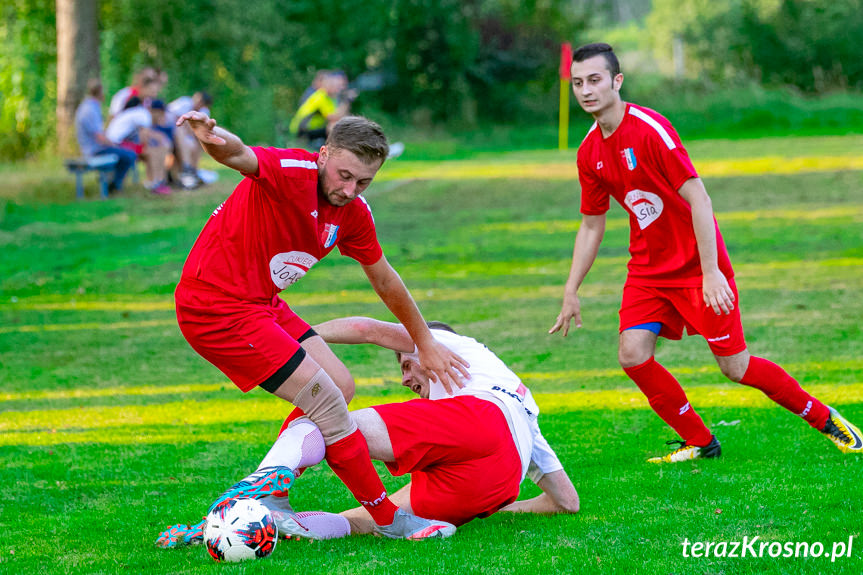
left=619, top=279, right=747, bottom=356
left=174, top=279, right=311, bottom=392
left=119, top=141, right=144, bottom=156
left=372, top=395, right=521, bottom=527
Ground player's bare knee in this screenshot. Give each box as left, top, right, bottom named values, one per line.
left=618, top=346, right=651, bottom=368
left=618, top=331, right=656, bottom=368
left=716, top=351, right=749, bottom=383
left=351, top=408, right=394, bottom=462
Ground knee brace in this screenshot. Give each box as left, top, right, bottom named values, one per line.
left=292, top=368, right=357, bottom=445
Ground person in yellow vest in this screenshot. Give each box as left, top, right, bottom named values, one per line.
left=290, top=71, right=356, bottom=150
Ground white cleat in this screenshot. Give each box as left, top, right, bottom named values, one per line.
left=374, top=509, right=456, bottom=540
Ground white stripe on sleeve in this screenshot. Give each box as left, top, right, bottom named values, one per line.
left=628, top=107, right=676, bottom=150
left=280, top=158, right=318, bottom=170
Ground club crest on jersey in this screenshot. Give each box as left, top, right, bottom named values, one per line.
left=269, top=251, right=319, bottom=289
left=321, top=224, right=339, bottom=248
left=623, top=189, right=664, bottom=229
left=621, top=147, right=637, bottom=170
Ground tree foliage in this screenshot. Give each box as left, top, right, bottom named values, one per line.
left=647, top=0, right=863, bottom=92
left=2, top=0, right=583, bottom=159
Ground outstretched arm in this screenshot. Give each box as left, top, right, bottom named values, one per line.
left=313, top=316, right=415, bottom=353
left=678, top=177, right=735, bottom=315
left=361, top=256, right=470, bottom=393
left=175, top=110, right=258, bottom=174
left=549, top=213, right=606, bottom=336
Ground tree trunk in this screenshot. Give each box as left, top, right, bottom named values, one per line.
left=56, top=0, right=100, bottom=155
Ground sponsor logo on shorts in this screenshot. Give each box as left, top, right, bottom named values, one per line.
left=491, top=385, right=535, bottom=417
left=707, top=334, right=731, bottom=343
left=269, top=251, right=319, bottom=289
left=623, top=189, right=663, bottom=230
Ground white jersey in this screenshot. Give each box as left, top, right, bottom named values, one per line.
left=108, top=86, right=133, bottom=117
left=166, top=96, right=209, bottom=123
left=421, top=329, right=563, bottom=481
left=105, top=106, right=152, bottom=144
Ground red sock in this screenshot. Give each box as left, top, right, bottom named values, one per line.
left=325, top=430, right=398, bottom=525
left=739, top=356, right=829, bottom=429
left=278, top=407, right=307, bottom=437
left=624, top=357, right=714, bottom=447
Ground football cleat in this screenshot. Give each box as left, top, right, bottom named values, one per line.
left=271, top=511, right=318, bottom=541
left=208, top=466, right=295, bottom=515
left=155, top=518, right=206, bottom=548
left=647, top=435, right=722, bottom=463
left=374, top=509, right=456, bottom=540
left=821, top=407, right=863, bottom=453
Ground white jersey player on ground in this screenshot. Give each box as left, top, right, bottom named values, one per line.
left=157, top=318, right=578, bottom=545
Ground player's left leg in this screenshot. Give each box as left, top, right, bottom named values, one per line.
left=702, top=280, right=861, bottom=453
left=716, top=349, right=862, bottom=453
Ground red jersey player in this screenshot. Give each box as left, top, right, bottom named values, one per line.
left=164, top=111, right=469, bottom=543
left=549, top=43, right=862, bottom=462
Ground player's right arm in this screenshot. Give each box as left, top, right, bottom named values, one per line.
left=175, top=110, right=258, bottom=174
left=549, top=213, right=606, bottom=336
left=313, top=316, right=416, bottom=353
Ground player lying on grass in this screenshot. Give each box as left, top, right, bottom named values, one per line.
left=171, top=111, right=468, bottom=540
left=157, top=318, right=578, bottom=545
left=550, top=42, right=863, bottom=463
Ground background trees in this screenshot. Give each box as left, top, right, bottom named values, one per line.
left=2, top=0, right=862, bottom=160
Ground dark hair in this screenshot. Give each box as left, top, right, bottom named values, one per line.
left=572, top=43, right=620, bottom=78
left=427, top=321, right=457, bottom=334
left=196, top=91, right=213, bottom=106
left=326, top=116, right=388, bottom=165
left=86, top=78, right=103, bottom=97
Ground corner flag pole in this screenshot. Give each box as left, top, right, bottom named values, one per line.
left=558, top=42, right=572, bottom=150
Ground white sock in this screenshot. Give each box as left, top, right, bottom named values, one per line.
left=294, top=511, right=351, bottom=539
left=257, top=418, right=326, bottom=472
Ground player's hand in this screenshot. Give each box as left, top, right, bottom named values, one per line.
left=175, top=111, right=226, bottom=145
left=549, top=293, right=582, bottom=336
left=418, top=340, right=470, bottom=395
left=702, top=269, right=735, bottom=315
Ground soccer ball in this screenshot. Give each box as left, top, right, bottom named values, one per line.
left=204, top=498, right=278, bottom=563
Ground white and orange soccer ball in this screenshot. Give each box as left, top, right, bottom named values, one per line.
left=204, top=498, right=278, bottom=563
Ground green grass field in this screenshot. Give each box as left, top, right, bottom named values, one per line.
left=1, top=135, right=862, bottom=574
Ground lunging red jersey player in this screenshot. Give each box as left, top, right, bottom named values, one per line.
left=550, top=43, right=862, bottom=462
left=163, top=111, right=469, bottom=544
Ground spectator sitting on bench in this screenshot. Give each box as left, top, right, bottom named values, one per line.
left=74, top=78, right=137, bottom=195
left=166, top=91, right=213, bottom=189
left=106, top=97, right=172, bottom=195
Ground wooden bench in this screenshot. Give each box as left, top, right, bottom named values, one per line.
left=64, top=155, right=119, bottom=199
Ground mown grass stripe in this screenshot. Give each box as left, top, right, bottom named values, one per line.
left=377, top=155, right=863, bottom=181
left=3, top=383, right=861, bottom=446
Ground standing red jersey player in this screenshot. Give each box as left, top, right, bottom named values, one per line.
left=550, top=43, right=862, bottom=462
left=167, top=111, right=469, bottom=541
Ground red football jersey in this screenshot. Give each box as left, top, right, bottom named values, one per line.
left=181, top=147, right=383, bottom=302
left=577, top=103, right=733, bottom=287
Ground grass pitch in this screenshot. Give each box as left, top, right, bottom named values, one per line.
left=1, top=135, right=862, bottom=574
